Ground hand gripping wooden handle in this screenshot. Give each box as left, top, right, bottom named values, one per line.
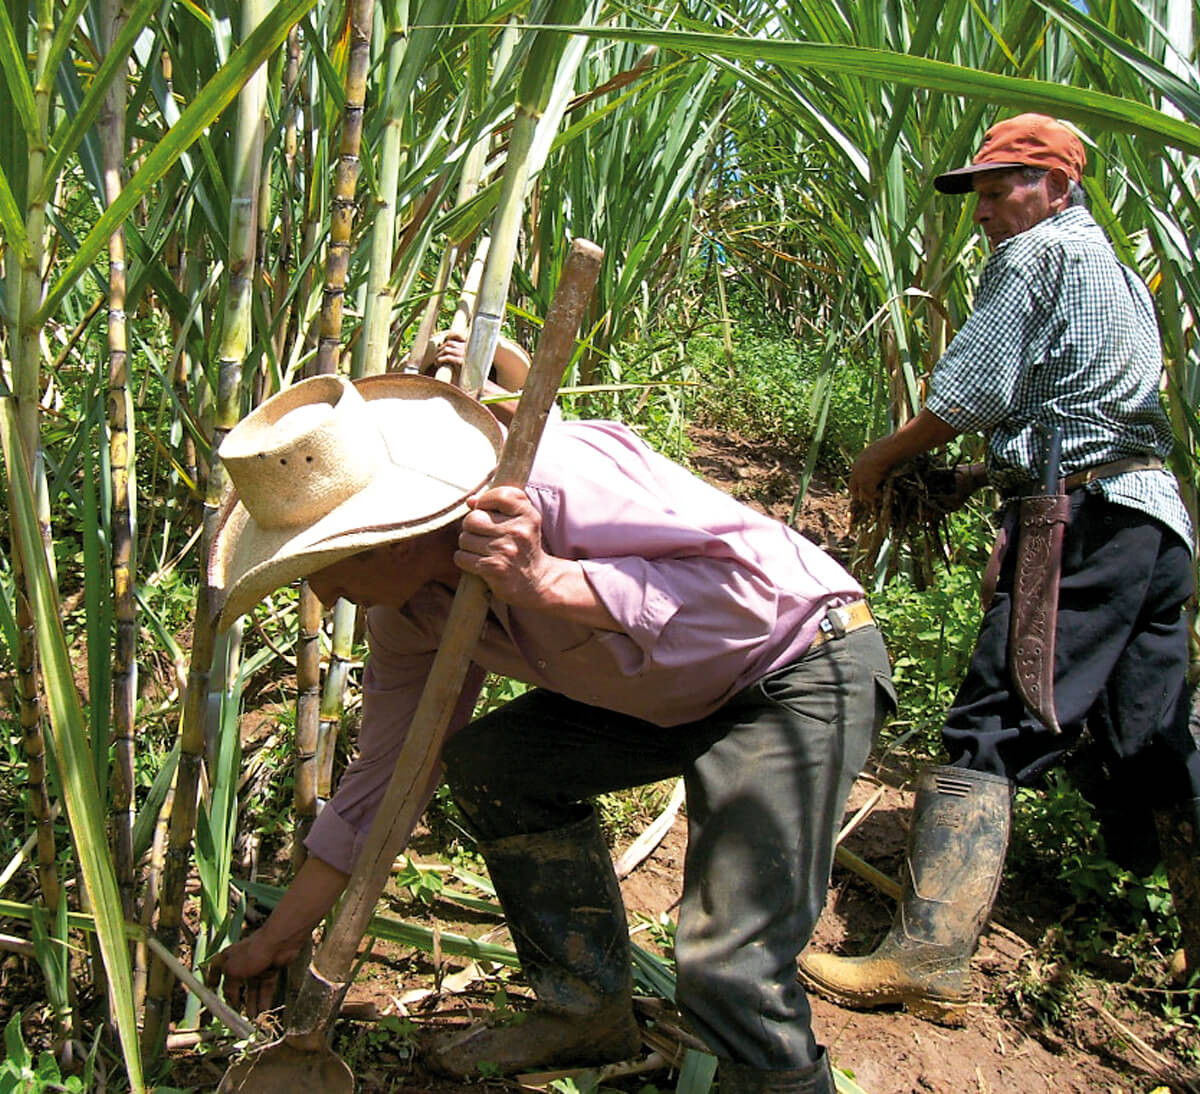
left=284, top=239, right=603, bottom=1045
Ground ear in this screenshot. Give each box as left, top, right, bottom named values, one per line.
left=1044, top=167, right=1072, bottom=212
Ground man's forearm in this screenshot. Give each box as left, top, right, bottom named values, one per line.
left=872, top=409, right=960, bottom=467
left=259, top=855, right=350, bottom=950
left=209, top=854, right=351, bottom=992
left=536, top=558, right=621, bottom=631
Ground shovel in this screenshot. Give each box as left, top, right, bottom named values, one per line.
left=217, top=238, right=604, bottom=1093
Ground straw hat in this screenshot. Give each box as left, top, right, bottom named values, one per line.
left=209, top=372, right=503, bottom=631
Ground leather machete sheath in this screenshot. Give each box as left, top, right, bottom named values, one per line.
left=1008, top=491, right=1071, bottom=734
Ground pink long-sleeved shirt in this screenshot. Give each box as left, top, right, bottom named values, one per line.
left=306, top=419, right=863, bottom=872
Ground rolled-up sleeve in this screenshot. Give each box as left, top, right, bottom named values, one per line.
left=926, top=254, right=1042, bottom=433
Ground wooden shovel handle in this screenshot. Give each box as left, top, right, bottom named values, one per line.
left=311, top=239, right=603, bottom=983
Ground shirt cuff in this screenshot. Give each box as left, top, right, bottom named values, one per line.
left=578, top=557, right=682, bottom=655
left=925, top=388, right=995, bottom=435
left=304, top=805, right=364, bottom=876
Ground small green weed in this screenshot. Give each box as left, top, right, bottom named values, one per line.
left=334, top=1013, right=417, bottom=1071
left=869, top=560, right=984, bottom=755
left=363, top=1014, right=416, bottom=1056
left=0, top=1013, right=91, bottom=1094
left=474, top=674, right=530, bottom=719
left=633, top=910, right=677, bottom=959
left=393, top=859, right=445, bottom=905
left=488, top=987, right=518, bottom=1020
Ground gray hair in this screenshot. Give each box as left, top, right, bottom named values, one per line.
left=1017, top=165, right=1088, bottom=208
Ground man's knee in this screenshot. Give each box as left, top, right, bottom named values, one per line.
left=441, top=718, right=489, bottom=790
left=441, top=716, right=520, bottom=818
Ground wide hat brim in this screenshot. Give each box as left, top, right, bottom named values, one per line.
left=209, top=373, right=503, bottom=631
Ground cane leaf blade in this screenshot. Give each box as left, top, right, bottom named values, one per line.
left=0, top=403, right=145, bottom=1094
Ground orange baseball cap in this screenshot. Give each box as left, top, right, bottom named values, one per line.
left=934, top=113, right=1086, bottom=194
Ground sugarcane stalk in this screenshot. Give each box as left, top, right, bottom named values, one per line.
left=459, top=100, right=537, bottom=395
left=293, top=582, right=322, bottom=859
left=100, top=0, right=137, bottom=931
left=292, top=66, right=324, bottom=373
left=357, top=0, right=412, bottom=379
left=287, top=71, right=328, bottom=821
left=315, top=0, right=374, bottom=375
left=142, top=0, right=271, bottom=1056
left=296, top=0, right=377, bottom=872
left=315, top=597, right=355, bottom=802
left=461, top=4, right=585, bottom=396
left=3, top=0, right=61, bottom=930
left=155, top=37, right=201, bottom=544
left=134, top=779, right=172, bottom=1009
left=271, top=24, right=303, bottom=370
left=407, top=20, right=514, bottom=372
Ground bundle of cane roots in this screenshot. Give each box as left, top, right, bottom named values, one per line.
left=852, top=453, right=961, bottom=590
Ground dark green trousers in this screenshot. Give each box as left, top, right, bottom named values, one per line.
left=442, top=626, right=895, bottom=1069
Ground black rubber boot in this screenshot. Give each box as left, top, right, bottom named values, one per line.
left=719, top=1049, right=835, bottom=1092
left=1154, top=797, right=1200, bottom=983
left=798, top=766, right=1012, bottom=1026
left=423, top=811, right=639, bottom=1078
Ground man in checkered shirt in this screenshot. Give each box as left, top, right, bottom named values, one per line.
left=800, top=114, right=1199, bottom=1025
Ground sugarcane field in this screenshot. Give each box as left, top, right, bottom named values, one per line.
left=2, top=3, right=1200, bottom=1093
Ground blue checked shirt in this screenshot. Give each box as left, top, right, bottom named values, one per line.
left=926, top=207, right=1194, bottom=552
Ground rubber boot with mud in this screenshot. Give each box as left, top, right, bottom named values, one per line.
left=719, top=1049, right=835, bottom=1093
left=423, top=811, right=639, bottom=1079
left=798, top=765, right=1012, bottom=1026
left=1154, top=797, right=1200, bottom=983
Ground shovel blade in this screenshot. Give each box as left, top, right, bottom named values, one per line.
left=217, top=1039, right=354, bottom=1094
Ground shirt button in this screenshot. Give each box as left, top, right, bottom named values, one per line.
left=536, top=659, right=547, bottom=670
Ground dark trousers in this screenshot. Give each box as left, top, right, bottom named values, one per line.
left=944, top=491, right=1200, bottom=811
left=442, top=626, right=895, bottom=1068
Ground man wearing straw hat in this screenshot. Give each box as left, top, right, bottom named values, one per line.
left=800, top=114, right=1199, bottom=1023
left=205, top=346, right=895, bottom=1092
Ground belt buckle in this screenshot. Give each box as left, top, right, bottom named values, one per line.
left=820, top=606, right=848, bottom=640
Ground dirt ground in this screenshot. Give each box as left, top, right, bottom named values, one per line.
left=163, top=428, right=1200, bottom=1092
left=184, top=787, right=1196, bottom=1094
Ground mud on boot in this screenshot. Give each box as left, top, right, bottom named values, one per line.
left=423, top=998, right=638, bottom=1079
left=798, top=766, right=1011, bottom=1026
left=718, top=1049, right=836, bottom=1093
left=422, top=811, right=640, bottom=1077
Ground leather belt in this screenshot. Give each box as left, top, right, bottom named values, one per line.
left=1002, top=455, right=1163, bottom=500
left=811, top=600, right=875, bottom=648
left=1061, top=455, right=1162, bottom=491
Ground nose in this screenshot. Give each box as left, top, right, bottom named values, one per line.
left=307, top=576, right=339, bottom=607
